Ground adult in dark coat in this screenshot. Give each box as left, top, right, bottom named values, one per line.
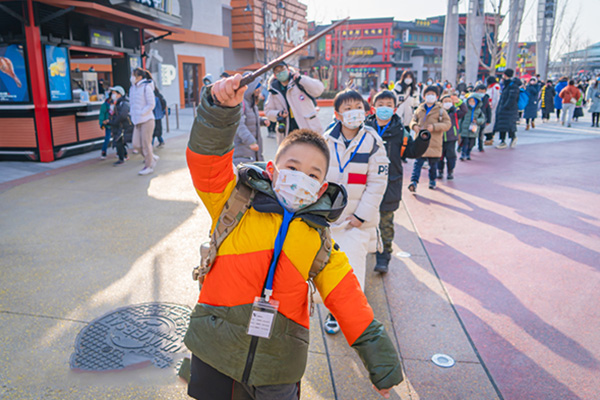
left=493, top=68, right=521, bottom=149
left=540, top=80, right=556, bottom=121
left=523, top=78, right=541, bottom=129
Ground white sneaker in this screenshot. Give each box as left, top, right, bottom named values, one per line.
left=510, top=137, right=518, bottom=148
left=153, top=154, right=160, bottom=161
left=138, top=167, right=154, bottom=175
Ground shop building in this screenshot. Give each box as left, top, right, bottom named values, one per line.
left=0, top=0, right=232, bottom=162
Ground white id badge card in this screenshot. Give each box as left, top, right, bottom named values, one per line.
left=247, top=297, right=280, bottom=339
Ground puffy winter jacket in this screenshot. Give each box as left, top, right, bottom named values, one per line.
left=365, top=113, right=430, bottom=212
left=559, top=84, right=581, bottom=104
left=493, top=77, right=522, bottom=133
left=264, top=73, right=324, bottom=139
left=184, top=87, right=403, bottom=390
left=392, top=83, right=419, bottom=126
left=484, top=82, right=501, bottom=134
left=409, top=102, right=452, bottom=158
left=324, top=122, right=390, bottom=251
left=129, top=79, right=155, bottom=125
left=587, top=84, right=600, bottom=113
left=439, top=95, right=467, bottom=142
left=458, top=94, right=486, bottom=138
left=233, top=78, right=264, bottom=165
left=554, top=79, right=568, bottom=110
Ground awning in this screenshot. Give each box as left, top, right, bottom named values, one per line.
left=35, top=0, right=185, bottom=33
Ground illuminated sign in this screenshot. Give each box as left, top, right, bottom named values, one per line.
left=347, top=47, right=377, bottom=57
left=0, top=44, right=29, bottom=103
left=90, top=27, right=114, bottom=47
left=325, top=35, right=332, bottom=61
left=45, top=45, right=72, bottom=102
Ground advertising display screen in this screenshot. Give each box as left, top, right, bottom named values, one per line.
left=0, top=44, right=30, bottom=103
left=45, top=45, right=72, bottom=102
left=90, top=27, right=114, bottom=48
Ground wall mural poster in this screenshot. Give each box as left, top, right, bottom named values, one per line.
left=45, top=45, right=72, bottom=102
left=0, top=44, right=30, bottom=103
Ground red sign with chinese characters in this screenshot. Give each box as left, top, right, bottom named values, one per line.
left=325, top=34, right=332, bottom=61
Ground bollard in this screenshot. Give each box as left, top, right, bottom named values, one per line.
left=166, top=105, right=170, bottom=133
left=176, top=104, right=180, bottom=130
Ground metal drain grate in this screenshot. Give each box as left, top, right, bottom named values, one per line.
left=70, top=303, right=191, bottom=371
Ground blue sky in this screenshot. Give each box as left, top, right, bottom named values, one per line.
left=302, top=0, right=599, bottom=60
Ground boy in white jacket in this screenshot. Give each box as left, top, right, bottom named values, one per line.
left=322, top=89, right=389, bottom=334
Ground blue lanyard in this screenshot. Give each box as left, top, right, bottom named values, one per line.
left=470, top=108, right=475, bottom=123
left=335, top=133, right=367, bottom=174
left=425, top=104, right=434, bottom=116
left=264, top=208, right=294, bottom=299
left=376, top=120, right=392, bottom=137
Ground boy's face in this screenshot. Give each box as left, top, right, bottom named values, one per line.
left=468, top=98, right=476, bottom=107
left=334, top=99, right=364, bottom=120
left=267, top=142, right=329, bottom=197
left=442, top=99, right=452, bottom=108
left=373, top=98, right=396, bottom=110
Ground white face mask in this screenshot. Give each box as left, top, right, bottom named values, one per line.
left=272, top=168, right=322, bottom=212
left=111, top=93, right=118, bottom=101
left=442, top=102, right=452, bottom=110
left=130, top=75, right=137, bottom=85
left=425, top=94, right=437, bottom=104
left=404, top=78, right=412, bottom=85
left=427, top=80, right=433, bottom=85
left=340, top=109, right=365, bottom=129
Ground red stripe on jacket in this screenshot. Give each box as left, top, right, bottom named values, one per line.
left=347, top=173, right=368, bottom=185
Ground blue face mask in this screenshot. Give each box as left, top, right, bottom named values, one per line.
left=276, top=70, right=290, bottom=82
left=375, top=106, right=394, bottom=120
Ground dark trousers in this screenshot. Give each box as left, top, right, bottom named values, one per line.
left=461, top=137, right=476, bottom=158
left=592, top=112, right=600, bottom=125
left=188, top=355, right=300, bottom=400
left=438, top=141, right=457, bottom=173
left=114, top=137, right=127, bottom=161
left=379, top=210, right=395, bottom=254
left=152, top=118, right=164, bottom=144
left=556, top=109, right=561, bottom=119
left=411, top=157, right=440, bottom=184
left=477, top=126, right=485, bottom=150
left=499, top=131, right=516, bottom=142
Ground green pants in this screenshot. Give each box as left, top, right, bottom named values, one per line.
left=379, top=210, right=395, bottom=254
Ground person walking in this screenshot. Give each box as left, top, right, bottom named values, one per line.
left=524, top=77, right=541, bottom=130
left=459, top=94, right=486, bottom=161
left=540, top=80, right=556, bottom=122
left=493, top=68, right=521, bottom=149
left=108, top=86, right=132, bottom=166
left=129, top=68, right=157, bottom=175
left=484, top=76, right=501, bottom=146
left=392, top=70, right=420, bottom=131
left=99, top=95, right=112, bottom=159
left=586, top=77, right=600, bottom=127
left=438, top=92, right=467, bottom=179
left=559, top=80, right=581, bottom=128
left=233, top=76, right=266, bottom=165
left=554, top=77, right=568, bottom=121
left=264, top=61, right=324, bottom=144
left=152, top=87, right=167, bottom=148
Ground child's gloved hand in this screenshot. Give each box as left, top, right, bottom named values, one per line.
left=211, top=74, right=247, bottom=108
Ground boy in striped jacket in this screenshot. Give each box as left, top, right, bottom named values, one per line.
left=322, top=89, right=390, bottom=334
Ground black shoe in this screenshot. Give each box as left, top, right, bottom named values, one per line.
left=429, top=182, right=436, bottom=190
left=447, top=172, right=454, bottom=180
left=408, top=182, right=417, bottom=192
left=113, top=160, right=125, bottom=166
left=374, top=252, right=391, bottom=273
left=466, top=156, right=471, bottom=160
left=437, top=171, right=444, bottom=179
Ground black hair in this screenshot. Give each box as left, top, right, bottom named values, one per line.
left=133, top=68, right=152, bottom=80
left=363, top=99, right=371, bottom=114
left=275, top=129, right=330, bottom=176
left=333, top=89, right=364, bottom=111
left=423, top=85, right=439, bottom=96
left=486, top=76, right=497, bottom=85
left=372, top=90, right=397, bottom=107
left=569, top=79, right=575, bottom=85
left=504, top=68, right=514, bottom=78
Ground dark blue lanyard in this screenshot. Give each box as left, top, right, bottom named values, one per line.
left=376, top=120, right=392, bottom=137
left=334, top=133, right=367, bottom=174
left=264, top=208, right=294, bottom=299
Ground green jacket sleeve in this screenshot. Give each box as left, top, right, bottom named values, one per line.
left=188, top=86, right=243, bottom=156
left=351, top=319, right=404, bottom=390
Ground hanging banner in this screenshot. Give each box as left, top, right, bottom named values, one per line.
left=325, top=35, right=332, bottom=61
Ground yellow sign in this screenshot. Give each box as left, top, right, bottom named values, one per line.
left=347, top=47, right=376, bottom=57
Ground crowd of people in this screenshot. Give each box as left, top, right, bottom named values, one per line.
left=98, top=67, right=166, bottom=175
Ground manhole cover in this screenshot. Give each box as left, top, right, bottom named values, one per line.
left=70, top=302, right=191, bottom=372
left=431, top=353, right=455, bottom=368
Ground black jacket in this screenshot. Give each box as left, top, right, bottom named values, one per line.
left=109, top=97, right=133, bottom=142
left=365, top=114, right=429, bottom=211
left=443, top=102, right=468, bottom=142
left=493, top=77, right=522, bottom=133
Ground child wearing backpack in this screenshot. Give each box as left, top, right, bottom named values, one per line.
left=321, top=89, right=390, bottom=333
left=459, top=94, right=486, bottom=161
left=185, top=74, right=402, bottom=400
left=365, top=90, right=430, bottom=273
left=408, top=86, right=452, bottom=191
left=437, top=92, right=467, bottom=179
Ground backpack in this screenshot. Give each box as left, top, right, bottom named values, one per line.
left=293, top=77, right=318, bottom=107
left=192, top=179, right=332, bottom=313
left=518, top=88, right=529, bottom=110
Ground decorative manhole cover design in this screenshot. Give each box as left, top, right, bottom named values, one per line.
left=70, top=303, right=191, bottom=371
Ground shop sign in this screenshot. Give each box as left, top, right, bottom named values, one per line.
left=161, top=64, right=176, bottom=86
left=0, top=44, right=30, bottom=103
left=347, top=47, right=377, bottom=58
left=325, top=35, right=332, bottom=61
left=264, top=9, right=305, bottom=46
left=392, top=40, right=402, bottom=49
left=132, top=0, right=163, bottom=8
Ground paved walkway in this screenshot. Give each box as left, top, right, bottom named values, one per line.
left=1, top=109, right=597, bottom=399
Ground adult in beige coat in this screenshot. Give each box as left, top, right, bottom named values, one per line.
left=264, top=61, right=324, bottom=143
left=408, top=86, right=451, bottom=191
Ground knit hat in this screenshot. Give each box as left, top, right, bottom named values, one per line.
left=423, top=85, right=439, bottom=96
left=109, top=86, right=125, bottom=96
